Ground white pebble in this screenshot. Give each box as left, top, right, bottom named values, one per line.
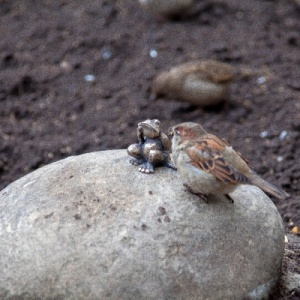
left=279, top=130, right=288, bottom=140
left=276, top=156, right=284, bottom=162
left=84, top=74, right=96, bottom=82
left=102, top=50, right=112, bottom=60
left=60, top=60, right=71, bottom=70
left=149, top=49, right=158, bottom=58
left=260, top=131, right=269, bottom=138
left=257, top=77, right=266, bottom=84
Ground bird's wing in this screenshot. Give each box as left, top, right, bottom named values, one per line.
left=187, top=135, right=250, bottom=184
left=183, top=61, right=234, bottom=83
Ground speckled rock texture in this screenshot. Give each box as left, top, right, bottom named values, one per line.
left=0, top=150, right=284, bottom=300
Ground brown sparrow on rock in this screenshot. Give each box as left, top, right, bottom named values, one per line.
left=152, top=60, right=235, bottom=107
left=138, top=0, right=195, bottom=18
left=169, top=122, right=289, bottom=202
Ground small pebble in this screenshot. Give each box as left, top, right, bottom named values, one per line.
left=84, top=74, right=96, bottom=82
left=257, top=77, right=266, bottom=84
left=60, top=146, right=72, bottom=154
left=47, top=152, right=54, bottom=159
left=149, top=49, right=158, bottom=58
left=60, top=61, right=71, bottom=71
left=260, top=131, right=269, bottom=138
left=291, top=226, right=299, bottom=235
left=102, top=50, right=112, bottom=60
left=276, top=156, right=284, bottom=162
left=279, top=130, right=288, bottom=140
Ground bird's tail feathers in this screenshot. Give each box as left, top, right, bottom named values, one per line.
left=250, top=176, right=289, bottom=200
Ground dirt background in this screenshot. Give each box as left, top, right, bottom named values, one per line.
left=0, top=0, right=299, bottom=298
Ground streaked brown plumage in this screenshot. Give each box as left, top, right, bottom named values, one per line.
left=169, top=122, right=290, bottom=202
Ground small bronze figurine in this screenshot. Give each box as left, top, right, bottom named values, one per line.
left=127, top=119, right=176, bottom=173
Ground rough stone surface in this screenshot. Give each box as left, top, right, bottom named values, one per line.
left=0, top=150, right=284, bottom=300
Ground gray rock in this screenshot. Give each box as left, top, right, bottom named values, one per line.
left=0, top=150, right=284, bottom=300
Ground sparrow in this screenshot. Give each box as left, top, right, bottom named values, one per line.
left=138, top=0, right=195, bottom=18
left=169, top=122, right=290, bottom=202
left=152, top=60, right=235, bottom=107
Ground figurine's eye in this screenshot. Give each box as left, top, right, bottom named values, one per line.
left=154, top=120, right=160, bottom=125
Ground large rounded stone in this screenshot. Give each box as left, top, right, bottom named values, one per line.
left=0, top=150, right=284, bottom=299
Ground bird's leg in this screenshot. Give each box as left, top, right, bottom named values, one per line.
left=225, top=194, right=234, bottom=204
left=183, top=183, right=208, bottom=203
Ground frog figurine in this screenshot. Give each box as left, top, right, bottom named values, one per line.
left=127, top=119, right=176, bottom=173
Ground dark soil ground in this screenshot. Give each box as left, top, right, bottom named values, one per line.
left=0, top=0, right=299, bottom=298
